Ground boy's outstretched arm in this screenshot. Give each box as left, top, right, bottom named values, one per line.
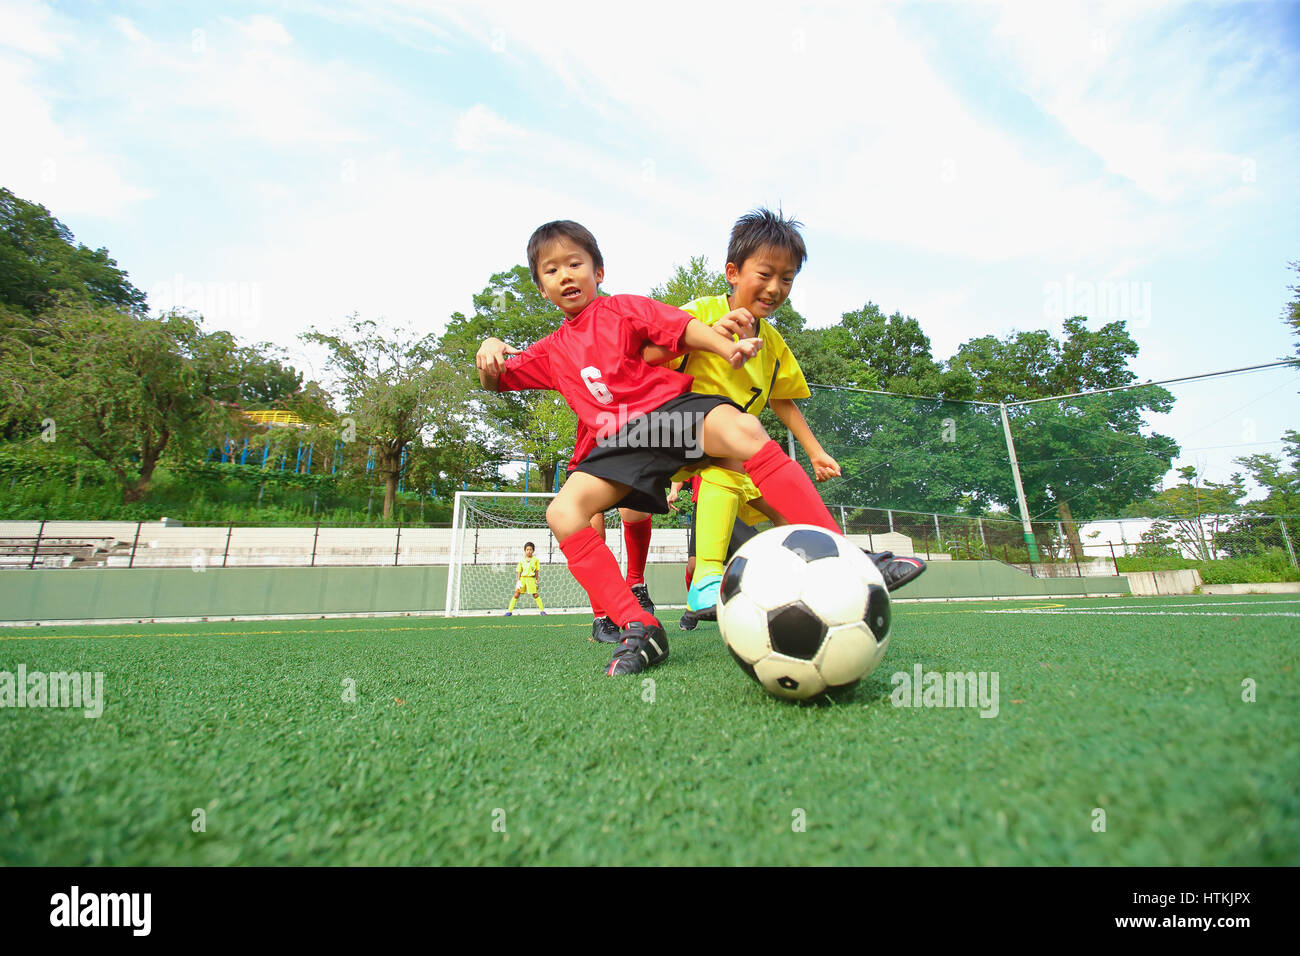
left=643, top=309, right=757, bottom=367
left=769, top=398, right=840, bottom=482
left=678, top=318, right=761, bottom=369
left=476, top=337, right=522, bottom=390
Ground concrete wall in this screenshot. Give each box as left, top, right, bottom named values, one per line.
left=1124, top=569, right=1202, bottom=596
left=1201, top=581, right=1300, bottom=595
left=0, top=560, right=1129, bottom=625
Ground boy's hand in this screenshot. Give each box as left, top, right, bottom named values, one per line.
left=726, top=337, right=763, bottom=369
left=476, top=337, right=521, bottom=376
left=666, top=480, right=683, bottom=512
left=715, top=308, right=755, bottom=340
left=810, top=451, right=841, bottom=482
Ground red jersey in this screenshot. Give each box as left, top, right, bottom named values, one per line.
left=497, top=295, right=696, bottom=468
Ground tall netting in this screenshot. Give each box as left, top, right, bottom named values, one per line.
left=792, top=388, right=1016, bottom=516
left=789, top=369, right=1299, bottom=575
left=445, top=493, right=626, bottom=616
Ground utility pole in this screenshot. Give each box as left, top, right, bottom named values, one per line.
left=1000, top=403, right=1038, bottom=565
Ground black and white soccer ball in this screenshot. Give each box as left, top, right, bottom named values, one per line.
left=718, top=524, right=892, bottom=701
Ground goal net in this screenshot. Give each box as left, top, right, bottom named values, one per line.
left=444, top=492, right=626, bottom=617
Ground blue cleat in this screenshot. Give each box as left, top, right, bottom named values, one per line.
left=686, top=573, right=722, bottom=613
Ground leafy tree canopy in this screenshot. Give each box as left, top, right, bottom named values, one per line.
left=0, top=187, right=147, bottom=317
left=305, top=314, right=487, bottom=519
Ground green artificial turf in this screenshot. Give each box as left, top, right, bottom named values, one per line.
left=2, top=595, right=1297, bottom=865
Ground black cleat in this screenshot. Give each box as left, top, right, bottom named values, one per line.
left=630, top=583, right=655, bottom=615
left=865, top=551, right=927, bottom=592
left=606, top=621, right=669, bottom=675
left=590, top=615, right=622, bottom=644
left=678, top=605, right=717, bottom=630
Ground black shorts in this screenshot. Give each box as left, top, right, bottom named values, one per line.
left=687, top=496, right=760, bottom=560
left=570, top=393, right=742, bottom=515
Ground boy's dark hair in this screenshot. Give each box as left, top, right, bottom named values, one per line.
left=726, top=208, right=807, bottom=274
left=527, top=220, right=604, bottom=285
left=524, top=541, right=535, bottom=550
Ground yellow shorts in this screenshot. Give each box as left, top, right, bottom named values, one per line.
left=670, top=465, right=767, bottom=526
left=516, top=577, right=538, bottom=594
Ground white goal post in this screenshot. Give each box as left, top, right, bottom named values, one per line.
left=443, top=491, right=629, bottom=617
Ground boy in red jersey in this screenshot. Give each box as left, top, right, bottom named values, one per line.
left=477, top=220, right=847, bottom=676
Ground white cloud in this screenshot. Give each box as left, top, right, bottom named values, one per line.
left=0, top=0, right=62, bottom=57
left=453, top=104, right=524, bottom=152
left=235, top=14, right=294, bottom=47
left=112, top=15, right=147, bottom=46
left=988, top=0, right=1295, bottom=204
left=0, top=56, right=154, bottom=216
left=401, top=2, right=1174, bottom=264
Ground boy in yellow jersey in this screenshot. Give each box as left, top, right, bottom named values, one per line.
left=505, top=542, right=547, bottom=616
left=647, top=209, right=925, bottom=625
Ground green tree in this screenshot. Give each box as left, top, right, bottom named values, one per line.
left=403, top=436, right=502, bottom=507
left=304, top=315, right=483, bottom=520
left=794, top=313, right=1178, bottom=564
left=1212, top=431, right=1300, bottom=559
left=1127, top=465, right=1246, bottom=561
left=942, top=317, right=1176, bottom=558
left=0, top=187, right=147, bottom=317
left=187, top=330, right=304, bottom=408
left=836, top=303, right=942, bottom=391
left=648, top=255, right=730, bottom=306
left=512, top=392, right=578, bottom=493
left=1236, top=430, right=1300, bottom=517
left=439, top=266, right=572, bottom=485
left=0, top=304, right=234, bottom=501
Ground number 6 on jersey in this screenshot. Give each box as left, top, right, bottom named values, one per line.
left=580, top=366, right=613, bottom=404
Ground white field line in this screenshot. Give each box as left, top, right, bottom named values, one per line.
left=988, top=599, right=1300, bottom=613
left=986, top=610, right=1300, bottom=618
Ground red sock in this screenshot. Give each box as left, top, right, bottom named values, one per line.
left=560, top=528, right=656, bottom=629
left=623, top=516, right=652, bottom=587
left=744, top=440, right=838, bottom=532
left=590, top=599, right=605, bottom=619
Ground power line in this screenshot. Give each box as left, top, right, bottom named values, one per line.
left=1006, top=361, right=1294, bottom=407
left=808, top=360, right=1295, bottom=408
left=807, top=383, right=1001, bottom=407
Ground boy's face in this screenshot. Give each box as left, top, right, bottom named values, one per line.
left=524, top=545, right=534, bottom=557
left=535, top=238, right=604, bottom=316
left=725, top=244, right=799, bottom=320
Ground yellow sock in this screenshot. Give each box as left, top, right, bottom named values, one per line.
left=534, top=595, right=545, bottom=611
left=507, top=595, right=518, bottom=612
left=695, top=466, right=747, bottom=579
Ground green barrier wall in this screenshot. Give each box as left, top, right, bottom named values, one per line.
left=0, top=566, right=450, bottom=623
left=0, top=561, right=1128, bottom=624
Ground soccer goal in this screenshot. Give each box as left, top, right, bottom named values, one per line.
left=444, top=491, right=627, bottom=617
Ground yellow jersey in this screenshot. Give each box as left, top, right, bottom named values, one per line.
left=516, top=556, right=540, bottom=579
left=674, top=295, right=810, bottom=415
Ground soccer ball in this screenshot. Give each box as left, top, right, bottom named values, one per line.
left=717, top=524, right=892, bottom=701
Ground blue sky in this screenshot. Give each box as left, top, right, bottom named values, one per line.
left=2, top=0, right=1297, bottom=499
